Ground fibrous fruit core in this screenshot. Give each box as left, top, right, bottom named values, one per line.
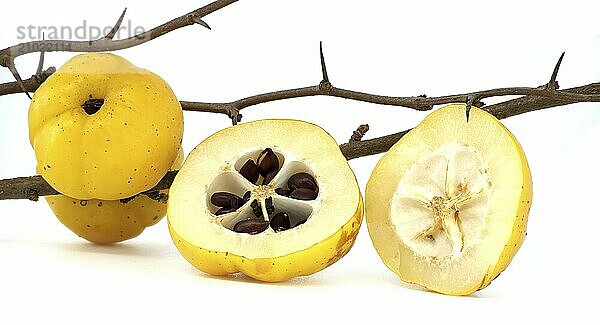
left=392, top=142, right=491, bottom=259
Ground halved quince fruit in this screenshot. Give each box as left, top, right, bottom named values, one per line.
left=28, top=53, right=184, bottom=200
left=45, top=149, right=184, bottom=244
left=366, top=104, right=532, bottom=295
left=167, top=119, right=363, bottom=282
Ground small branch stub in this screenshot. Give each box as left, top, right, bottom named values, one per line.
left=350, top=124, right=370, bottom=142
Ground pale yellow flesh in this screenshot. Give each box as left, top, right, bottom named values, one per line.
left=29, top=53, right=184, bottom=200
left=169, top=197, right=362, bottom=282
left=167, top=119, right=363, bottom=281
left=366, top=104, right=532, bottom=295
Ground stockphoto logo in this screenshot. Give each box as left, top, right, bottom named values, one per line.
left=16, top=20, right=146, bottom=42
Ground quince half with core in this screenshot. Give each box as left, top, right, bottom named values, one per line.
left=45, top=149, right=184, bottom=244
left=28, top=53, right=184, bottom=200
left=167, top=119, right=363, bottom=282
left=366, top=104, right=532, bottom=295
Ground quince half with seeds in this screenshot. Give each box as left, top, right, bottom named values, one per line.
left=167, top=119, right=363, bottom=282
left=366, top=104, right=532, bottom=295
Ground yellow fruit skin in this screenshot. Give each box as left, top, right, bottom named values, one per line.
left=45, top=149, right=185, bottom=244
left=29, top=53, right=183, bottom=200
left=169, top=196, right=363, bottom=282
left=46, top=194, right=167, bottom=244
left=480, top=124, right=533, bottom=290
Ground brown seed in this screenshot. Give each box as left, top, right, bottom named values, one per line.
left=275, top=188, right=291, bottom=196
left=215, top=207, right=237, bottom=216
left=289, top=188, right=318, bottom=200
left=257, top=148, right=279, bottom=177
left=233, top=219, right=270, bottom=235
left=270, top=212, right=291, bottom=232
left=242, top=191, right=251, bottom=204
left=265, top=197, right=275, bottom=215
left=251, top=199, right=262, bottom=217
left=211, top=192, right=242, bottom=208
left=288, top=172, right=318, bottom=192
left=262, top=169, right=277, bottom=185
left=239, top=159, right=259, bottom=184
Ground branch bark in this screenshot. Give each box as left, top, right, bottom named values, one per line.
left=5, top=46, right=600, bottom=126
left=0, top=0, right=238, bottom=96
left=2, top=81, right=599, bottom=201
left=1, top=5, right=599, bottom=201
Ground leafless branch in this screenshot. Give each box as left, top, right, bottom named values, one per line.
left=141, top=50, right=600, bottom=119
left=0, top=0, right=238, bottom=96
left=1, top=5, right=599, bottom=201
left=0, top=67, right=56, bottom=95
left=3, top=77, right=599, bottom=201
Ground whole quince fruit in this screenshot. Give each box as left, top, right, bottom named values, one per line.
left=366, top=104, right=532, bottom=295
left=167, top=119, right=363, bottom=282
left=28, top=53, right=184, bottom=200
left=44, top=148, right=184, bottom=244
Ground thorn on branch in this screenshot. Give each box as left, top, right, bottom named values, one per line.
left=319, top=41, right=332, bottom=92
left=418, top=94, right=427, bottom=98
left=36, top=36, right=45, bottom=75
left=6, top=60, right=31, bottom=99
left=349, top=124, right=370, bottom=142
left=192, top=16, right=212, bottom=30
left=465, top=95, right=484, bottom=122
left=547, top=52, right=565, bottom=90
left=105, top=8, right=128, bottom=39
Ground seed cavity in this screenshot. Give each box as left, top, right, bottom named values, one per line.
left=210, top=148, right=318, bottom=235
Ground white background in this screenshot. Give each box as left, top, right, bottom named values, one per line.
left=1, top=0, right=600, bottom=324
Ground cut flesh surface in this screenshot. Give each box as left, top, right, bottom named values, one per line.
left=167, top=119, right=363, bottom=281
left=366, top=104, right=532, bottom=295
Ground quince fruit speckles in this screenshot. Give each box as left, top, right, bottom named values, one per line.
left=28, top=53, right=183, bottom=200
